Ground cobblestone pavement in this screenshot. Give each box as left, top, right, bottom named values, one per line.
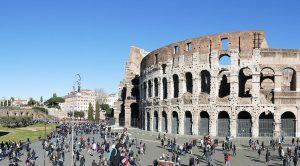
left=0, top=127, right=296, bottom=166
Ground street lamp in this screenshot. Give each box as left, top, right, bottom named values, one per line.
left=71, top=74, right=81, bottom=166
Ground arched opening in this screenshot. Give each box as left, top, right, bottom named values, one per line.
left=259, top=112, right=274, bottom=137
left=143, top=82, right=147, bottom=99
left=281, top=111, right=296, bottom=137
left=173, top=74, right=179, bottom=98
left=185, top=72, right=193, bottom=94
left=148, top=80, right=152, bottom=98
left=219, top=54, right=231, bottom=65
left=239, top=68, right=252, bottom=97
left=218, top=111, right=230, bottom=137
left=163, top=78, right=168, bottom=99
left=146, top=112, right=150, bottom=131
left=119, top=104, right=125, bottom=126
left=237, top=111, right=252, bottom=137
left=219, top=71, right=230, bottom=98
left=162, top=111, right=168, bottom=132
left=282, top=67, right=297, bottom=91
left=130, top=103, right=139, bottom=127
left=121, top=87, right=127, bottom=101
left=201, top=70, right=211, bottom=94
left=153, top=111, right=158, bottom=131
left=185, top=111, right=193, bottom=135
left=154, top=78, right=159, bottom=97
left=260, top=67, right=275, bottom=103
left=171, top=111, right=179, bottom=134
left=199, top=111, right=209, bottom=136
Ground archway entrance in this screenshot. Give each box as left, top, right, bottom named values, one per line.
left=153, top=111, right=158, bottom=132
left=199, top=111, right=209, bottom=136
left=259, top=112, right=274, bottom=137
left=185, top=111, right=193, bottom=135
left=237, top=111, right=252, bottom=137
left=130, top=103, right=139, bottom=128
left=162, top=111, right=167, bottom=132
left=281, top=111, right=296, bottom=137
left=146, top=112, right=150, bottom=131
left=172, top=111, right=179, bottom=134
left=119, top=104, right=125, bottom=126
left=218, top=111, right=230, bottom=137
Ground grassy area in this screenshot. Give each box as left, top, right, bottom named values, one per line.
left=0, top=123, right=56, bottom=143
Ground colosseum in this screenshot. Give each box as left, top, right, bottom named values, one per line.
left=113, top=30, right=300, bottom=138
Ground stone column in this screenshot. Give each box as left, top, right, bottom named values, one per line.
left=193, top=75, right=199, bottom=97
left=229, top=49, right=239, bottom=105
left=230, top=107, right=237, bottom=138
left=252, top=72, right=261, bottom=104
left=158, top=109, right=162, bottom=132
left=179, top=111, right=185, bottom=135
left=210, top=111, right=217, bottom=137
left=210, top=51, right=219, bottom=104
left=168, top=79, right=173, bottom=99
left=179, top=76, right=186, bottom=97
left=144, top=110, right=148, bottom=131
left=150, top=110, right=154, bottom=131
left=297, top=74, right=300, bottom=91
left=125, top=106, right=131, bottom=127
left=297, top=106, right=300, bottom=137
left=192, top=112, right=199, bottom=135
left=274, top=72, right=282, bottom=92
left=167, top=110, right=172, bottom=134
left=252, top=107, right=259, bottom=137
left=158, top=78, right=162, bottom=99
left=273, top=108, right=281, bottom=137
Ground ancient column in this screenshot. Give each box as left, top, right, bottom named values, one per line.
left=179, top=111, right=185, bottom=135
left=209, top=111, right=217, bottom=137
left=192, top=112, right=199, bottom=135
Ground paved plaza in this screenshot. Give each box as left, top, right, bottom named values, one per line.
left=0, top=126, right=297, bottom=166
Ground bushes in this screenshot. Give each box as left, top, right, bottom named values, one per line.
left=32, top=107, right=48, bottom=115
left=0, top=116, right=32, bottom=128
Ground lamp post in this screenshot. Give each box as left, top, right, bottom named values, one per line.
left=71, top=74, right=81, bottom=166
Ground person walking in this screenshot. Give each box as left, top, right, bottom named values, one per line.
left=266, top=149, right=271, bottom=165
left=232, top=144, right=236, bottom=156
left=293, top=155, right=298, bottom=166
left=225, top=153, right=231, bottom=166
left=258, top=147, right=261, bottom=159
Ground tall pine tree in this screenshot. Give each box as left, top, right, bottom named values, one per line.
left=95, top=101, right=100, bottom=123
left=87, top=102, right=94, bottom=121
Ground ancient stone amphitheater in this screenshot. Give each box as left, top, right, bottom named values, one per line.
left=114, top=30, right=300, bottom=137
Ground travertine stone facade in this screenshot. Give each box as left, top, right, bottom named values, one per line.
left=114, top=30, right=300, bottom=137
left=116, top=30, right=300, bottom=138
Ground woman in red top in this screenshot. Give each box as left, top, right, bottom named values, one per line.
left=225, top=154, right=231, bottom=166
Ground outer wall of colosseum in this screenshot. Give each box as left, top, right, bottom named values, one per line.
left=138, top=30, right=300, bottom=138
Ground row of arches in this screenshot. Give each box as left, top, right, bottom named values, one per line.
left=146, top=110, right=296, bottom=137
left=143, top=66, right=297, bottom=102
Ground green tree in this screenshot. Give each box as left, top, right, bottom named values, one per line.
left=87, top=102, right=94, bottom=121
left=45, top=94, right=65, bottom=108
left=100, top=104, right=110, bottom=111
left=27, top=98, right=37, bottom=106
left=40, top=96, right=43, bottom=105
left=95, top=101, right=100, bottom=123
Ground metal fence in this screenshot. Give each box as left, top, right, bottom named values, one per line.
left=281, top=119, right=295, bottom=137
left=172, top=117, right=179, bottom=134
left=184, top=117, right=192, bottom=135
left=237, top=119, right=252, bottom=137
left=153, top=116, right=158, bottom=132
left=218, top=119, right=230, bottom=137
left=119, top=118, right=125, bottom=126
left=131, top=118, right=139, bottom=128
left=199, top=118, right=209, bottom=136
left=259, top=119, right=273, bottom=137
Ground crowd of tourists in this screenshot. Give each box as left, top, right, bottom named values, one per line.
left=3, top=119, right=300, bottom=165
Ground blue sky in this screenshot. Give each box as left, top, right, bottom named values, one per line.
left=0, top=0, right=299, bottom=100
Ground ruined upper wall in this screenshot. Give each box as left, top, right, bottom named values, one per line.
left=141, top=30, right=267, bottom=71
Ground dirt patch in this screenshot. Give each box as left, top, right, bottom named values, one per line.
left=18, top=127, right=46, bottom=132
